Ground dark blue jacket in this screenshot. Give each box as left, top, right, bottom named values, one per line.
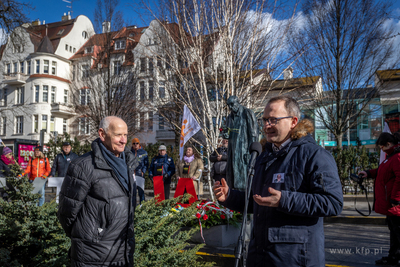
left=149, top=154, right=175, bottom=184
left=131, top=148, right=148, bottom=177
left=50, top=151, right=79, bottom=177
left=222, top=123, right=343, bottom=267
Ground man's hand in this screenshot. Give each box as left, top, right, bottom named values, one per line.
left=213, top=178, right=229, bottom=202
left=253, top=187, right=281, bottom=207
left=217, top=155, right=222, bottom=161
left=163, top=173, right=168, bottom=181
left=358, top=171, right=367, bottom=178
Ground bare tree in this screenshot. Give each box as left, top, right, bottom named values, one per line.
left=70, top=0, right=147, bottom=139
left=0, top=0, right=32, bottom=45
left=137, top=0, right=298, bottom=154
left=290, top=0, right=399, bottom=148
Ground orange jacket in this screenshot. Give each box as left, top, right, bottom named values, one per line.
left=23, top=157, right=51, bottom=181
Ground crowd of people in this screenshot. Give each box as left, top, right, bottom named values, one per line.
left=1, top=95, right=400, bottom=266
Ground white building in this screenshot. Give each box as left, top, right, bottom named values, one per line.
left=0, top=14, right=94, bottom=151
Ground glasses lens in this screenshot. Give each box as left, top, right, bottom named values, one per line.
left=133, top=143, right=139, bottom=144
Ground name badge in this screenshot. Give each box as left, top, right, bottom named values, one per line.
left=272, top=173, right=285, bottom=183
left=67, top=158, right=71, bottom=161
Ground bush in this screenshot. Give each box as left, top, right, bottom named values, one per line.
left=0, top=164, right=214, bottom=267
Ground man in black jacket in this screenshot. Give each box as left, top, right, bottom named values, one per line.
left=58, top=116, right=138, bottom=267
left=49, top=142, right=78, bottom=177
left=210, top=138, right=228, bottom=183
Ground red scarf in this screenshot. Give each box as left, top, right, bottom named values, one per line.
left=1, top=154, right=15, bottom=165
left=386, top=144, right=400, bottom=157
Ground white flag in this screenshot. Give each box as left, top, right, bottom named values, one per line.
left=379, top=122, right=392, bottom=164
left=179, top=105, right=201, bottom=160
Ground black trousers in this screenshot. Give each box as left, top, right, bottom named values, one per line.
left=387, top=215, right=400, bottom=258
left=164, top=182, right=171, bottom=200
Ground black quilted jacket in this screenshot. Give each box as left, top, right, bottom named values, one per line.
left=57, top=138, right=138, bottom=267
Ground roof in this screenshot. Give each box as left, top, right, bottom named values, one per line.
left=26, top=18, right=76, bottom=53
left=36, top=36, right=54, bottom=54
left=376, top=69, right=400, bottom=82
left=260, top=76, right=320, bottom=91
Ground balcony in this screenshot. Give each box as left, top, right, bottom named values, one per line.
left=3, top=72, right=28, bottom=85
left=50, top=102, right=76, bottom=118
left=156, top=129, right=175, bottom=140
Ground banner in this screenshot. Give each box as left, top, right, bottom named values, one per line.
left=379, top=122, right=392, bottom=164
left=18, top=144, right=36, bottom=169
left=179, top=105, right=201, bottom=160
left=153, top=175, right=165, bottom=203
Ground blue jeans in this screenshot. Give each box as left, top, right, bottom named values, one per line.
left=138, top=187, right=145, bottom=204
left=29, top=179, right=46, bottom=206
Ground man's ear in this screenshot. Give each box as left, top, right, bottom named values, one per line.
left=98, top=128, right=106, bottom=142
left=291, top=117, right=299, bottom=129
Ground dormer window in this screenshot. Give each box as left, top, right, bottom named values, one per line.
left=57, top=29, right=65, bottom=35
left=115, top=40, right=126, bottom=50
left=85, top=46, right=93, bottom=54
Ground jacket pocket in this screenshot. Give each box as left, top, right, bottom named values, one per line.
left=92, top=200, right=109, bottom=243
left=268, top=227, right=308, bottom=266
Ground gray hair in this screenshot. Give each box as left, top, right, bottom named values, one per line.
left=267, top=96, right=301, bottom=119
left=99, top=116, right=121, bottom=133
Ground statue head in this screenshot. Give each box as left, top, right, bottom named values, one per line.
left=227, top=96, right=241, bottom=113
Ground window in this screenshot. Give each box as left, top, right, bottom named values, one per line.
left=72, top=65, right=76, bottom=80
left=6, top=63, right=10, bottom=74
left=20, top=61, right=24, bottom=73
left=166, top=57, right=171, bottom=69
left=115, top=40, right=126, bottom=50
left=149, top=81, right=154, bottom=99
left=16, top=87, right=24, bottom=104
left=79, top=117, right=90, bottom=135
left=34, top=85, right=39, bottom=102
left=1, top=117, right=6, bottom=135
left=50, top=116, right=55, bottom=132
left=43, top=60, right=49, bottom=74
left=43, top=85, right=48, bottom=102
left=149, top=58, right=153, bottom=73
left=159, top=114, right=164, bottom=130
left=140, top=58, right=146, bottom=72
left=148, top=111, right=153, bottom=131
left=57, top=29, right=65, bottom=35
left=157, top=57, right=163, bottom=69
left=82, top=31, right=88, bottom=39
left=52, top=61, right=57, bottom=75
left=81, top=64, right=89, bottom=79
left=42, top=115, right=47, bottom=131
left=51, top=86, right=56, bottom=103
left=114, top=61, right=122, bottom=75
left=13, top=45, right=22, bottom=53
left=159, top=81, right=165, bottom=98
left=64, top=89, right=68, bottom=103
left=140, top=112, right=145, bottom=131
left=85, top=46, right=93, bottom=54
left=15, top=116, right=23, bottom=134
left=69, top=46, right=72, bottom=52
left=80, top=89, right=90, bottom=105
left=140, top=81, right=145, bottom=100
left=63, top=118, right=67, bottom=133
left=65, top=44, right=68, bottom=51
left=36, top=60, right=40, bottom=73
left=34, top=115, right=38, bottom=133
left=27, top=61, right=31, bottom=74
left=73, top=48, right=76, bottom=53
left=13, top=62, right=17, bottom=73
left=1, top=89, right=7, bottom=106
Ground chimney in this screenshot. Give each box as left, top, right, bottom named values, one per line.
left=102, top=21, right=111, bottom=33
left=32, top=19, right=41, bottom=26
left=62, top=12, right=71, bottom=21
left=283, top=67, right=293, bottom=80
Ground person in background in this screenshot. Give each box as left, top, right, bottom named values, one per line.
left=49, top=142, right=78, bottom=178
left=131, top=138, right=148, bottom=204
left=176, top=146, right=204, bottom=196
left=149, top=145, right=175, bottom=199
left=23, top=146, right=51, bottom=206
left=210, top=138, right=228, bottom=183
left=0, top=147, right=16, bottom=200
left=359, top=132, right=400, bottom=266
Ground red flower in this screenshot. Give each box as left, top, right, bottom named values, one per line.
left=220, top=214, right=226, bottom=219
left=212, top=210, right=217, bottom=214
left=205, top=207, right=210, bottom=211
left=196, top=213, right=201, bottom=219
left=203, top=214, right=209, bottom=220
left=219, top=128, right=223, bottom=132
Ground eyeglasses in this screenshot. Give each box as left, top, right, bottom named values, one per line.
left=132, top=143, right=139, bottom=145
left=258, top=116, right=293, bottom=126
